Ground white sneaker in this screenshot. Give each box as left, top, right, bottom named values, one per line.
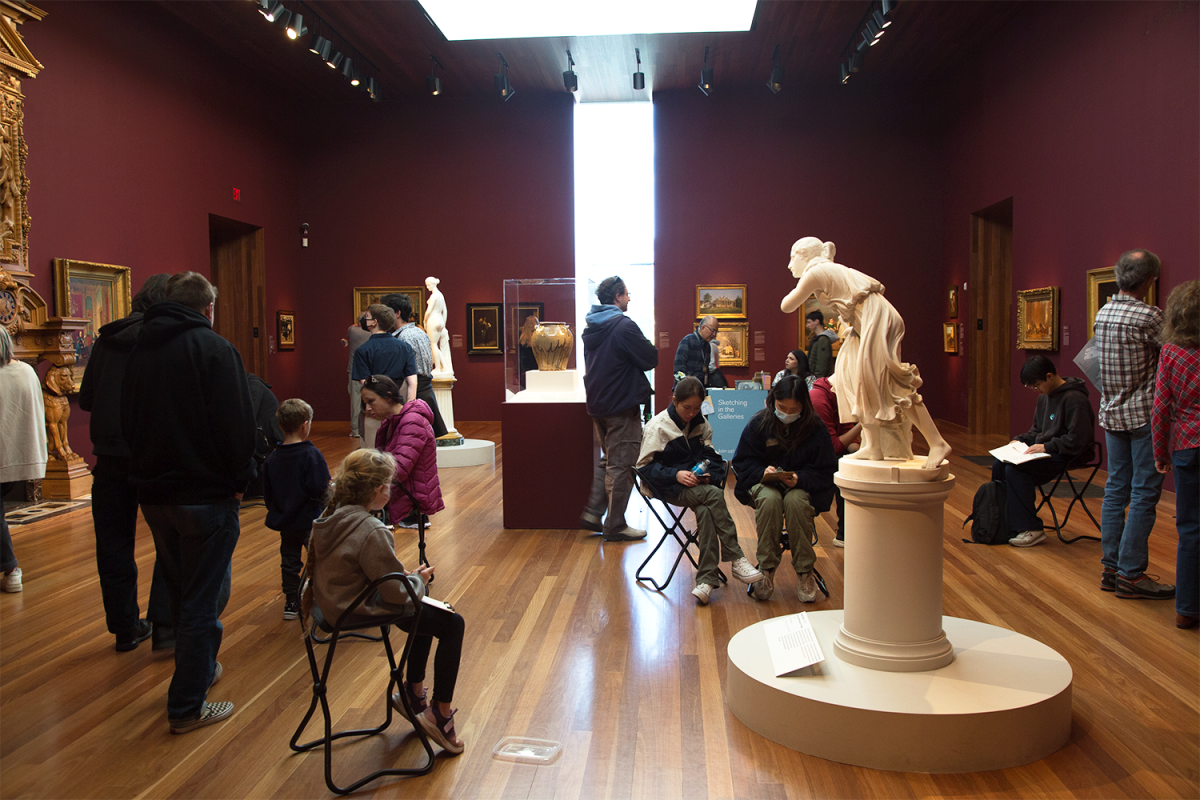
left=691, top=583, right=715, bottom=605
left=1, top=567, right=22, bottom=593
left=730, top=557, right=763, bottom=584
left=797, top=571, right=819, bottom=603
left=1009, top=530, right=1047, bottom=548
left=750, top=569, right=774, bottom=601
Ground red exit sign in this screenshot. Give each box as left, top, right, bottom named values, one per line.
left=232, top=187, right=241, bottom=202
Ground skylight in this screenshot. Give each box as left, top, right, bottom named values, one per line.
left=420, top=0, right=758, bottom=41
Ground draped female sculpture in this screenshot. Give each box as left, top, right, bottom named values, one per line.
left=424, top=276, right=453, bottom=377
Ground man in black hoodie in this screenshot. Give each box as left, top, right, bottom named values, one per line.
left=992, top=355, right=1096, bottom=548
left=80, top=273, right=172, bottom=652
left=123, top=271, right=256, bottom=734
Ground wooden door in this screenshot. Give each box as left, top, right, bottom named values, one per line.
left=967, top=198, right=1012, bottom=436
left=208, top=214, right=267, bottom=379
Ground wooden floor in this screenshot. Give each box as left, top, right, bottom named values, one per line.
left=1, top=422, right=1196, bottom=799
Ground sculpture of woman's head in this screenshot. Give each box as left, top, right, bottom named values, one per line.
left=787, top=237, right=836, bottom=278
left=425, top=276, right=439, bottom=291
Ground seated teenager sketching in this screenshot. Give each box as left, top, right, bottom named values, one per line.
left=303, top=449, right=465, bottom=755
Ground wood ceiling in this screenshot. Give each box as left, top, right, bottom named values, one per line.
left=159, top=0, right=1029, bottom=104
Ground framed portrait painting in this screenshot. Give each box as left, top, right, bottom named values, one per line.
left=1016, top=286, right=1059, bottom=351
left=277, top=310, right=295, bottom=350
left=714, top=321, right=750, bottom=368
left=696, top=284, right=746, bottom=319
left=943, top=322, right=958, bottom=354
left=466, top=303, right=502, bottom=355
left=352, top=286, right=425, bottom=328
left=948, top=284, right=959, bottom=319
left=52, top=258, right=132, bottom=392
left=1086, top=267, right=1156, bottom=340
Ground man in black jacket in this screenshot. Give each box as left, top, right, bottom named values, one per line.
left=993, top=355, right=1097, bottom=548
left=123, top=271, right=256, bottom=734
left=580, top=276, right=659, bottom=542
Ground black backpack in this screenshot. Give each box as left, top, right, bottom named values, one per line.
left=962, top=480, right=1009, bottom=545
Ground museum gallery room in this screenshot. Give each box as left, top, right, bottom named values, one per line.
left=0, top=0, right=1197, bottom=797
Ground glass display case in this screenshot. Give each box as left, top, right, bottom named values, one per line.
left=503, top=278, right=584, bottom=402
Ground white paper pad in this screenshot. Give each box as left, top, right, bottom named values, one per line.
left=763, top=612, right=825, bottom=677
left=989, top=441, right=1051, bottom=465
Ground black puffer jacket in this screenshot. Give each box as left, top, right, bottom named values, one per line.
left=731, top=410, right=836, bottom=512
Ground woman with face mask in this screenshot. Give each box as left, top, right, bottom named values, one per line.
left=731, top=375, right=837, bottom=603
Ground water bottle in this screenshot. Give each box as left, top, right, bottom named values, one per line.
left=691, top=458, right=711, bottom=476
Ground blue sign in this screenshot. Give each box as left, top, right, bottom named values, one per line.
left=705, top=388, right=768, bottom=459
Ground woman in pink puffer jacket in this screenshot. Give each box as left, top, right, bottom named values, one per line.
left=362, top=374, right=445, bottom=528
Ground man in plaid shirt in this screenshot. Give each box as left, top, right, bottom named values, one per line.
left=1095, top=248, right=1172, bottom=600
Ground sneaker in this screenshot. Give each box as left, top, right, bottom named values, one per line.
left=152, top=625, right=176, bottom=651
left=1115, top=573, right=1176, bottom=600
left=730, top=557, right=763, bottom=585
left=691, top=583, right=715, bottom=605
left=209, top=662, right=223, bottom=688
left=417, top=705, right=465, bottom=755
left=1100, top=568, right=1117, bottom=592
left=1176, top=614, right=1198, bottom=629
left=391, top=681, right=429, bottom=720
left=1008, top=530, right=1047, bottom=548
left=579, top=510, right=604, bottom=533
left=397, top=513, right=431, bottom=530
left=115, top=619, right=153, bottom=652
left=797, top=571, right=819, bottom=603
left=833, top=534, right=845, bottom=548
left=283, top=598, right=300, bottom=620
left=604, top=527, right=647, bottom=542
left=1, top=567, right=22, bottom=593
left=169, top=701, right=234, bottom=734
left=750, top=569, right=775, bottom=601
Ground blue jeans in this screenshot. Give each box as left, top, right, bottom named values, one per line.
left=1101, top=425, right=1164, bottom=579
left=142, top=499, right=241, bottom=721
left=1174, top=448, right=1198, bottom=617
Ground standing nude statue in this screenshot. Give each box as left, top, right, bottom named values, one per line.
left=781, top=237, right=951, bottom=469
left=424, top=276, right=453, bottom=377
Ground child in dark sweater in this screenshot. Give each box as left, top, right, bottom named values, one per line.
left=263, top=399, right=331, bottom=620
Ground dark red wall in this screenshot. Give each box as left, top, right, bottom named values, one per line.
left=936, top=0, right=1200, bottom=434
left=23, top=1, right=307, bottom=468
left=653, top=87, right=946, bottom=414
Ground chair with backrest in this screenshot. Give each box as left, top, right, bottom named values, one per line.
left=1034, top=442, right=1103, bottom=544
left=290, top=570, right=435, bottom=795
left=630, top=467, right=728, bottom=592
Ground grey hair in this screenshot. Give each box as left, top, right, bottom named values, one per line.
left=1114, top=248, right=1161, bottom=291
left=0, top=326, right=11, bottom=364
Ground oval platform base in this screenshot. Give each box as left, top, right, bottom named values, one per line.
left=435, top=438, right=495, bottom=468
left=727, top=611, right=1072, bottom=773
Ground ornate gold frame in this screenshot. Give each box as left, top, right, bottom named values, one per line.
left=1086, top=266, right=1156, bottom=340
left=943, top=322, right=958, bottom=354
left=695, top=283, right=746, bottom=319
left=52, top=258, right=132, bottom=390
left=714, top=321, right=750, bottom=368
left=353, top=286, right=425, bottom=327
left=1016, top=286, right=1059, bottom=351
left=277, top=309, right=295, bottom=350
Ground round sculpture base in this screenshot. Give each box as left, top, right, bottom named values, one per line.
left=435, top=438, right=494, bottom=468
left=833, top=625, right=954, bottom=672
left=727, top=611, right=1073, bottom=773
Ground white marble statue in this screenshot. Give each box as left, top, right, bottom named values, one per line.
left=781, top=237, right=951, bottom=469
left=424, top=275, right=453, bottom=377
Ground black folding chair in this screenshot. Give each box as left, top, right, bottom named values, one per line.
left=631, top=467, right=728, bottom=592
left=1035, top=443, right=1103, bottom=544
left=290, top=571, right=435, bottom=795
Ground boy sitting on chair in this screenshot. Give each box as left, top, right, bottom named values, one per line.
left=993, top=355, right=1096, bottom=548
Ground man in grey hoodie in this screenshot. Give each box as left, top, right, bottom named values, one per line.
left=805, top=311, right=838, bottom=378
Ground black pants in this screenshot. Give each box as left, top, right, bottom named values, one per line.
left=415, top=375, right=449, bottom=438
left=990, top=455, right=1070, bottom=533
left=1, top=506, right=15, bottom=574
left=279, top=526, right=309, bottom=598
left=398, top=604, right=464, bottom=705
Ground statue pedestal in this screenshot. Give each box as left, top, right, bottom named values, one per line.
left=42, top=458, right=92, bottom=499
left=431, top=374, right=460, bottom=438
left=833, top=457, right=956, bottom=672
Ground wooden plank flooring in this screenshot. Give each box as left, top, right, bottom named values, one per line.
left=1, top=422, right=1196, bottom=799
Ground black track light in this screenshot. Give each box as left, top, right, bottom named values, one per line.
left=840, top=62, right=851, bottom=84
left=273, top=7, right=291, bottom=30
left=766, top=44, right=783, bottom=94
left=849, top=50, right=864, bottom=73
left=286, top=12, right=307, bottom=40
left=342, top=56, right=355, bottom=82
left=310, top=34, right=331, bottom=61
left=563, top=49, right=577, bottom=93
left=427, top=55, right=443, bottom=96
left=633, top=48, right=644, bottom=90
left=866, top=18, right=884, bottom=40
left=495, top=52, right=514, bottom=100
left=882, top=0, right=897, bottom=20
left=873, top=9, right=891, bottom=31
left=328, top=50, right=343, bottom=69
left=261, top=1, right=285, bottom=22
left=255, top=0, right=272, bottom=16
left=698, top=45, right=713, bottom=96
left=857, top=31, right=873, bottom=53
left=367, top=76, right=379, bottom=101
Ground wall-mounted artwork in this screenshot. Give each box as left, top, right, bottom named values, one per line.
left=508, top=302, right=544, bottom=354
left=52, top=258, right=132, bottom=392
left=352, top=286, right=425, bottom=328
left=696, top=284, right=746, bottom=319
left=943, top=322, right=958, bottom=354
left=1086, top=266, right=1157, bottom=340
left=277, top=310, right=295, bottom=350
left=1017, top=286, right=1059, bottom=350
left=714, top=321, right=750, bottom=367
left=948, top=284, right=959, bottom=319
left=466, top=302, right=502, bottom=355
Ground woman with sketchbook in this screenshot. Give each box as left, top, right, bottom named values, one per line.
left=992, top=355, right=1096, bottom=548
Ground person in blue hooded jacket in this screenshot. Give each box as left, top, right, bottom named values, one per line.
left=580, top=276, right=659, bottom=542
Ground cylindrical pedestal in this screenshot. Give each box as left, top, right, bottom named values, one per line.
left=833, top=460, right=955, bottom=672
left=432, top=375, right=459, bottom=436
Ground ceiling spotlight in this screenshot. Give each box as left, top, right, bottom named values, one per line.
left=272, top=7, right=292, bottom=29
left=882, top=0, right=898, bottom=19
left=327, top=50, right=343, bottom=69
left=260, top=1, right=285, bottom=22
left=849, top=50, right=864, bottom=73
left=866, top=18, right=884, bottom=40
left=341, top=56, right=355, bottom=82
left=857, top=31, right=873, bottom=53
left=873, top=9, right=891, bottom=30
left=255, top=0, right=272, bottom=16
left=495, top=52, right=515, bottom=100
left=698, top=45, right=713, bottom=96
left=286, top=12, right=307, bottom=40
left=310, top=34, right=332, bottom=61
left=367, top=77, right=379, bottom=101
left=563, top=49, right=577, bottom=93
left=427, top=55, right=443, bottom=96
left=766, top=44, right=783, bottom=94
left=840, top=62, right=851, bottom=84
left=633, top=48, right=644, bottom=90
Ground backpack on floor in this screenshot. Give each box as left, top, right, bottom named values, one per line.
left=962, top=480, right=1009, bottom=545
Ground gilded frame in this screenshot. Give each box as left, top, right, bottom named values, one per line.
left=714, top=321, right=750, bottom=368
left=353, top=286, right=425, bottom=328
left=52, top=258, right=132, bottom=392
left=948, top=284, right=959, bottom=319
left=1086, top=266, right=1156, bottom=340
left=696, top=284, right=746, bottom=319
left=1016, top=286, right=1059, bottom=351
left=943, top=322, right=958, bottom=354
left=466, top=302, right=502, bottom=355
left=277, top=310, right=295, bottom=350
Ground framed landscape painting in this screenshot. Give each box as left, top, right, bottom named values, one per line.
left=352, top=286, right=425, bottom=328
left=696, top=284, right=746, bottom=319
left=714, top=321, right=750, bottom=367
left=52, top=258, right=132, bottom=392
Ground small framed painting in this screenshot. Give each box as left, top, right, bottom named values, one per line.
left=943, top=322, right=958, bottom=354
left=466, top=302, right=502, bottom=355
left=52, top=258, right=133, bottom=392
left=1086, top=266, right=1156, bottom=340
left=1017, top=286, right=1059, bottom=350
left=948, top=284, right=959, bottom=319
left=696, top=284, right=746, bottom=319
left=277, top=310, right=296, bottom=350
left=353, top=286, right=425, bottom=328
left=714, top=321, right=750, bottom=368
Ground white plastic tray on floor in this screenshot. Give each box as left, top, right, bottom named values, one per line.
left=491, top=736, right=562, bottom=764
